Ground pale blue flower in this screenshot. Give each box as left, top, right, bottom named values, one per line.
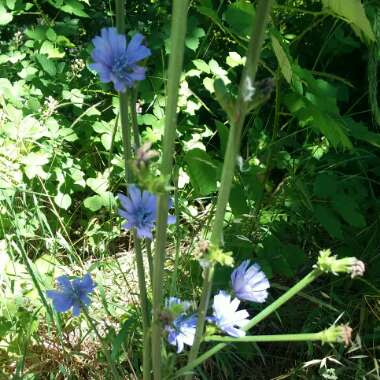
left=89, top=27, right=151, bottom=92
left=118, top=185, right=175, bottom=239
left=231, top=260, right=270, bottom=303
left=166, top=314, right=197, bottom=353
left=209, top=290, right=250, bottom=337
left=46, top=274, right=96, bottom=316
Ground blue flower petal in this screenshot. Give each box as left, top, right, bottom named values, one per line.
left=46, top=291, right=73, bottom=313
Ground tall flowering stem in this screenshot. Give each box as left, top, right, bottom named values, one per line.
left=185, top=0, right=274, bottom=373
left=151, top=1, right=189, bottom=379
left=178, top=269, right=322, bottom=377
left=114, top=1, right=151, bottom=379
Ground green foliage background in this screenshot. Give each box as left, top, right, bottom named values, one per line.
left=0, top=0, right=379, bottom=379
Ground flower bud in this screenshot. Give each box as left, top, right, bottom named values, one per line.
left=315, top=249, right=365, bottom=278
left=321, top=324, right=352, bottom=346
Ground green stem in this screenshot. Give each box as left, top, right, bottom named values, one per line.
left=185, top=1, right=273, bottom=374
left=151, top=2, right=189, bottom=379
left=130, top=88, right=141, bottom=148
left=170, top=168, right=180, bottom=296
left=119, top=91, right=132, bottom=182
left=115, top=0, right=125, bottom=33
left=204, top=332, right=325, bottom=343
left=82, top=307, right=121, bottom=379
left=146, top=239, right=154, bottom=284
left=114, top=1, right=150, bottom=378
left=177, top=270, right=321, bottom=377
left=133, top=231, right=151, bottom=380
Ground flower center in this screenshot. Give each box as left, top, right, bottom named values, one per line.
left=112, top=55, right=133, bottom=80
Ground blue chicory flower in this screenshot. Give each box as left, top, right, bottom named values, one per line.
left=46, top=274, right=96, bottom=316
left=166, top=314, right=197, bottom=353
left=208, top=290, right=250, bottom=337
left=89, top=27, right=151, bottom=92
left=118, top=184, right=175, bottom=240
left=231, top=260, right=270, bottom=303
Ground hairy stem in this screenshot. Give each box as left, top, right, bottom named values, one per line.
left=185, top=1, right=274, bottom=374
left=151, top=2, right=189, bottom=379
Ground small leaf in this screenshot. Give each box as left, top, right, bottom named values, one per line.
left=193, top=59, right=210, bottom=74
left=61, top=0, right=89, bottom=17
left=54, top=192, right=72, bottom=210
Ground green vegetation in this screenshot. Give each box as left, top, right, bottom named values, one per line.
left=0, top=0, right=379, bottom=379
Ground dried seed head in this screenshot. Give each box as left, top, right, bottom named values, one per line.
left=350, top=259, right=365, bottom=279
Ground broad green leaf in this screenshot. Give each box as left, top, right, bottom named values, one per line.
left=54, top=192, right=72, bottom=210
left=322, top=0, right=375, bottom=43
left=25, top=26, right=47, bottom=40
left=223, top=0, right=255, bottom=38
left=87, top=171, right=109, bottom=195
left=332, top=194, right=366, bottom=228
left=60, top=0, right=89, bottom=17
left=84, top=192, right=115, bottom=211
left=284, top=71, right=352, bottom=149
left=257, top=236, right=305, bottom=277
left=314, top=204, right=343, bottom=240
left=184, top=148, right=221, bottom=195
left=21, top=152, right=50, bottom=179
left=192, top=59, right=210, bottom=74
left=0, top=4, right=12, bottom=25
left=229, top=184, right=249, bottom=216
left=40, top=40, right=64, bottom=58
left=186, top=27, right=205, bottom=51
left=313, top=173, right=338, bottom=199
left=226, top=52, right=246, bottom=68
left=35, top=54, right=57, bottom=76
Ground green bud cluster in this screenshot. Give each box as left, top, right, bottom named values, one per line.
left=315, top=249, right=365, bottom=278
